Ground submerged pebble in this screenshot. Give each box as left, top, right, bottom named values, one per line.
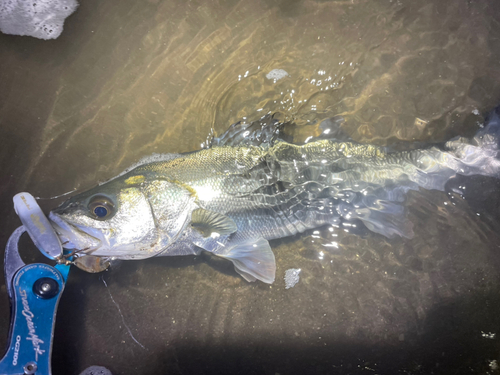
left=284, top=268, right=301, bottom=289
left=78, top=366, right=113, bottom=375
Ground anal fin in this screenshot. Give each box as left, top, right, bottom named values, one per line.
left=218, top=238, right=276, bottom=284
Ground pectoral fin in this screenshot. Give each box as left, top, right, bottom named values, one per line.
left=218, top=238, right=276, bottom=284
left=74, top=255, right=110, bottom=273
left=191, top=208, right=237, bottom=237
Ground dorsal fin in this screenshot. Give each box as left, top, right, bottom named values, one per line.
left=317, top=116, right=352, bottom=142
left=210, top=114, right=285, bottom=147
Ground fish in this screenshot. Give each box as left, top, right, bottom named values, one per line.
left=49, top=108, right=500, bottom=284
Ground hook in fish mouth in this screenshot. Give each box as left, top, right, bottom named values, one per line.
left=54, top=247, right=92, bottom=265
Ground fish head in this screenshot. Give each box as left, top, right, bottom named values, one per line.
left=49, top=173, right=194, bottom=260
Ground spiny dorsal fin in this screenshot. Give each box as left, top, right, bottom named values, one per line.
left=191, top=208, right=237, bottom=237
left=209, top=114, right=284, bottom=147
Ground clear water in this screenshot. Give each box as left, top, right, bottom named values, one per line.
left=1, top=0, right=500, bottom=374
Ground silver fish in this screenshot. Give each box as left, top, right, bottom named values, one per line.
left=49, top=109, right=500, bottom=283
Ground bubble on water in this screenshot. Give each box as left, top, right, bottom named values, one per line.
left=284, top=268, right=301, bottom=289
left=490, top=360, right=499, bottom=371
left=481, top=331, right=496, bottom=339
left=266, top=69, right=289, bottom=81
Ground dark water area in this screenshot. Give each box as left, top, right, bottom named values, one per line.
left=1, top=0, right=500, bottom=374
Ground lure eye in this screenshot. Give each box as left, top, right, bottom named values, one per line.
left=88, top=196, right=115, bottom=220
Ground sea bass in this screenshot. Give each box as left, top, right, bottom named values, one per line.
left=49, top=109, right=500, bottom=283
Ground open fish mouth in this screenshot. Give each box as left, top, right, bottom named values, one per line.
left=48, top=212, right=102, bottom=254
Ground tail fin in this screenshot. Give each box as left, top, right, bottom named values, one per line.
left=472, top=106, right=500, bottom=151
left=444, top=107, right=500, bottom=178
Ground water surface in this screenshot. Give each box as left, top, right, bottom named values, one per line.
left=1, top=0, right=500, bottom=373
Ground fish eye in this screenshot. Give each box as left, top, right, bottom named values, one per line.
left=94, top=206, right=108, bottom=218
left=88, top=195, right=115, bottom=220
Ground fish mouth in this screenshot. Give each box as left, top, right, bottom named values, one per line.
left=49, top=212, right=102, bottom=254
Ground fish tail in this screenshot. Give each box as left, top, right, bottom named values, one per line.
left=261, top=107, right=500, bottom=239
left=443, top=106, right=500, bottom=178
left=472, top=106, right=500, bottom=151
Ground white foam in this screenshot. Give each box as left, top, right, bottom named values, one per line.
left=266, top=69, right=289, bottom=81
left=0, top=0, right=78, bottom=39
left=284, top=268, right=301, bottom=289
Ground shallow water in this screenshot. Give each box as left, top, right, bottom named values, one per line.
left=1, top=0, right=500, bottom=373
